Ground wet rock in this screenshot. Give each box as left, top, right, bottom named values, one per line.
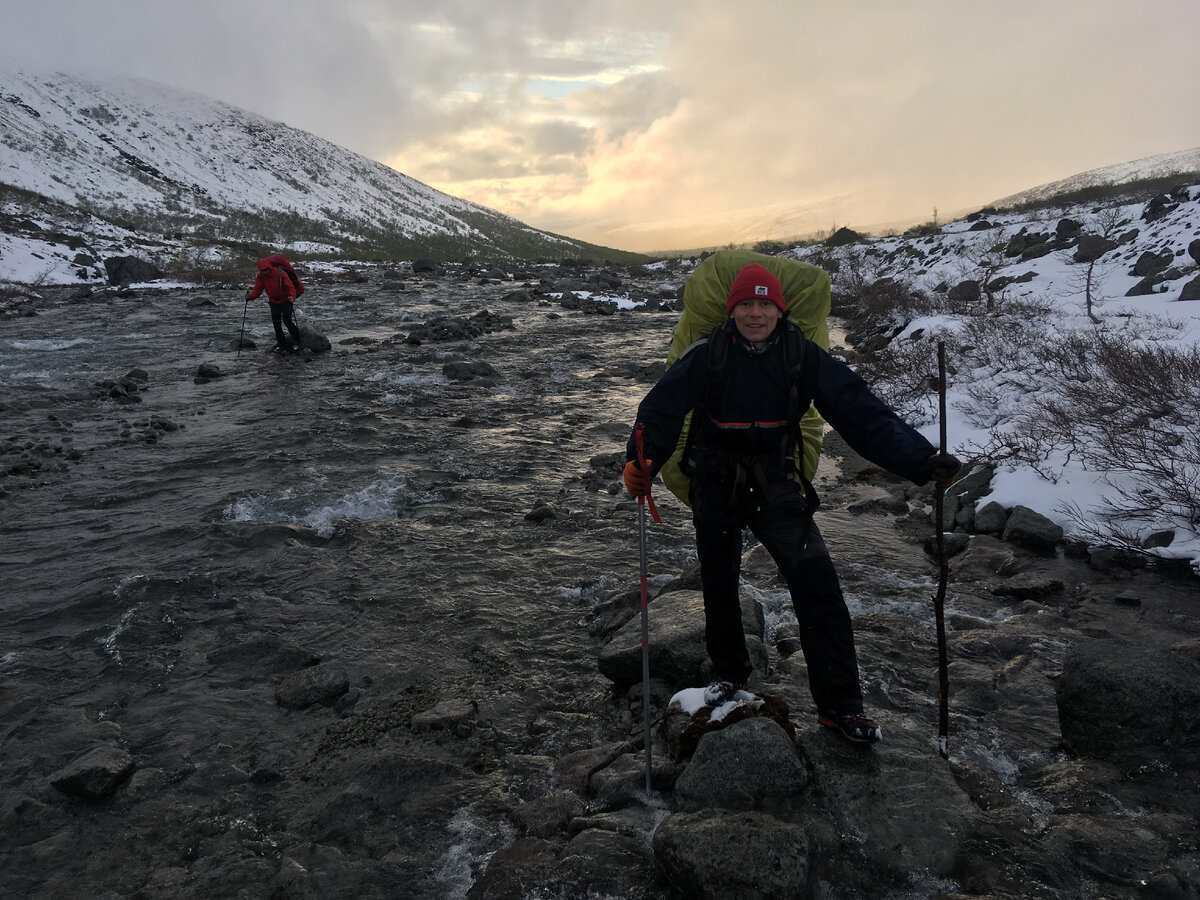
left=1056, top=639, right=1200, bottom=770
left=467, top=837, right=559, bottom=899
left=847, top=495, right=909, bottom=516
left=653, top=810, right=811, bottom=899
left=275, top=662, right=350, bottom=709
left=924, top=531, right=969, bottom=557
left=49, top=746, right=136, bottom=799
left=207, top=635, right=321, bottom=675
left=297, top=324, right=331, bottom=352
left=523, top=501, right=555, bottom=522
left=406, top=310, right=513, bottom=344
left=411, top=698, right=478, bottom=734
left=672, top=717, right=808, bottom=811
left=992, top=571, right=1064, bottom=600
left=511, top=790, right=584, bottom=838
left=196, top=363, right=223, bottom=381
left=774, top=622, right=802, bottom=657
left=444, top=360, right=499, bottom=382
left=553, top=741, right=632, bottom=794
left=470, top=830, right=660, bottom=900
left=950, top=534, right=1019, bottom=581
left=799, top=726, right=976, bottom=881
left=597, top=588, right=766, bottom=692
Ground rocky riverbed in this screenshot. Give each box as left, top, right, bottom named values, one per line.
left=1, top=260, right=1198, bottom=899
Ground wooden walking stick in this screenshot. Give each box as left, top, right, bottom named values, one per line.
left=933, top=341, right=951, bottom=759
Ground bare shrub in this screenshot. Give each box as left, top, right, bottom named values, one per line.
left=854, top=336, right=941, bottom=425
left=989, top=332, right=1200, bottom=540
left=824, top=246, right=935, bottom=332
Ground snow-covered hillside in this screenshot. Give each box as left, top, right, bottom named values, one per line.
left=0, top=70, right=617, bottom=283
left=994, top=146, right=1200, bottom=208
left=787, top=182, right=1200, bottom=568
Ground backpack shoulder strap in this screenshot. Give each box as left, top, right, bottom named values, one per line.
left=781, top=321, right=820, bottom=509
left=678, top=321, right=734, bottom=477
left=700, top=319, right=735, bottom=412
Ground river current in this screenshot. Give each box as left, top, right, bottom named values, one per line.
left=0, top=268, right=1027, bottom=897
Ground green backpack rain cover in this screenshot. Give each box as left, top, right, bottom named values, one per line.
left=660, top=250, right=832, bottom=507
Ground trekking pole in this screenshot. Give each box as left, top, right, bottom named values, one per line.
left=237, top=297, right=250, bottom=358
left=633, top=424, right=662, bottom=794
left=933, top=341, right=951, bottom=759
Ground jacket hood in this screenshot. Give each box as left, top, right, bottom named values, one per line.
left=258, top=254, right=290, bottom=270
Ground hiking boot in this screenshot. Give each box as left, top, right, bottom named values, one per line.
left=703, top=680, right=747, bottom=706
left=818, top=711, right=882, bottom=744
left=273, top=345, right=287, bottom=353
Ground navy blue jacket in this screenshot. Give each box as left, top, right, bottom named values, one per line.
left=628, top=323, right=936, bottom=485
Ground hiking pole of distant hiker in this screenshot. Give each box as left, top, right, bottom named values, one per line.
left=237, top=296, right=250, bottom=359
left=634, top=424, right=662, bottom=794
left=933, top=341, right=951, bottom=759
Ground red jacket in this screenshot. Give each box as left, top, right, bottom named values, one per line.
left=247, top=254, right=304, bottom=304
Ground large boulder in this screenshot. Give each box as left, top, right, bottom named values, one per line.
left=1002, top=505, right=1063, bottom=553
left=297, top=324, right=331, bottom=353
left=104, top=255, right=164, bottom=285
left=653, top=810, right=811, bottom=899
left=1074, top=233, right=1119, bottom=263
left=1180, top=275, right=1200, bottom=302
left=1056, top=640, right=1200, bottom=770
left=672, top=717, right=808, bottom=812
left=50, top=746, right=136, bottom=799
left=596, top=589, right=766, bottom=692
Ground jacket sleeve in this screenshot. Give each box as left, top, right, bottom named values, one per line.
left=806, top=343, right=936, bottom=484
left=626, top=345, right=709, bottom=476
left=247, top=271, right=266, bottom=299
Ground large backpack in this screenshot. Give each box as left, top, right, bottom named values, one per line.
left=259, top=254, right=304, bottom=301
left=659, top=250, right=832, bottom=507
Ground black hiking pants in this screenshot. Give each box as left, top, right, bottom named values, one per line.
left=690, top=448, right=864, bottom=717
left=270, top=301, right=302, bottom=349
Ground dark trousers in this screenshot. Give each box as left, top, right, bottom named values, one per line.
left=691, top=453, right=864, bottom=717
left=270, top=301, right=302, bottom=349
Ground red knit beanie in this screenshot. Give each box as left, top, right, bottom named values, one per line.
left=726, top=263, right=786, bottom=315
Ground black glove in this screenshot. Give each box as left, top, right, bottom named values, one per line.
left=926, top=453, right=961, bottom=488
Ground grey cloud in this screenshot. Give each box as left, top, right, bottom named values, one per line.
left=569, top=70, right=682, bottom=142
left=412, top=118, right=592, bottom=183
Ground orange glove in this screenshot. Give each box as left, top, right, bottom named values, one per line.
left=623, top=459, right=653, bottom=497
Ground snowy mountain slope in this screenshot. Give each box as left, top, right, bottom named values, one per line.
left=993, top=146, right=1200, bottom=208
left=0, top=70, right=633, bottom=282
left=787, top=181, right=1200, bottom=567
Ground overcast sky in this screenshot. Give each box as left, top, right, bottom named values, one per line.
left=3, top=0, right=1198, bottom=252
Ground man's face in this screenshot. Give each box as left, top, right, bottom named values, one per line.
left=730, top=298, right=782, bottom=347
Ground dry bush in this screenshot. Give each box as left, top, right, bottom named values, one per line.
left=995, top=332, right=1200, bottom=540
left=823, top=247, right=937, bottom=333
left=853, top=336, right=941, bottom=425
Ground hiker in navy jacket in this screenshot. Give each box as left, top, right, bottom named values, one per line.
left=246, top=254, right=304, bottom=352
left=624, top=263, right=960, bottom=744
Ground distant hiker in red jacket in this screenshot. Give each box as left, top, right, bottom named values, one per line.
left=245, top=254, right=305, bottom=352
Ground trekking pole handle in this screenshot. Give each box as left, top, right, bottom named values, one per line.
left=633, top=424, right=662, bottom=524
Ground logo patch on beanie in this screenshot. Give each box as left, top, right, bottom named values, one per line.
left=755, top=285, right=769, bottom=296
